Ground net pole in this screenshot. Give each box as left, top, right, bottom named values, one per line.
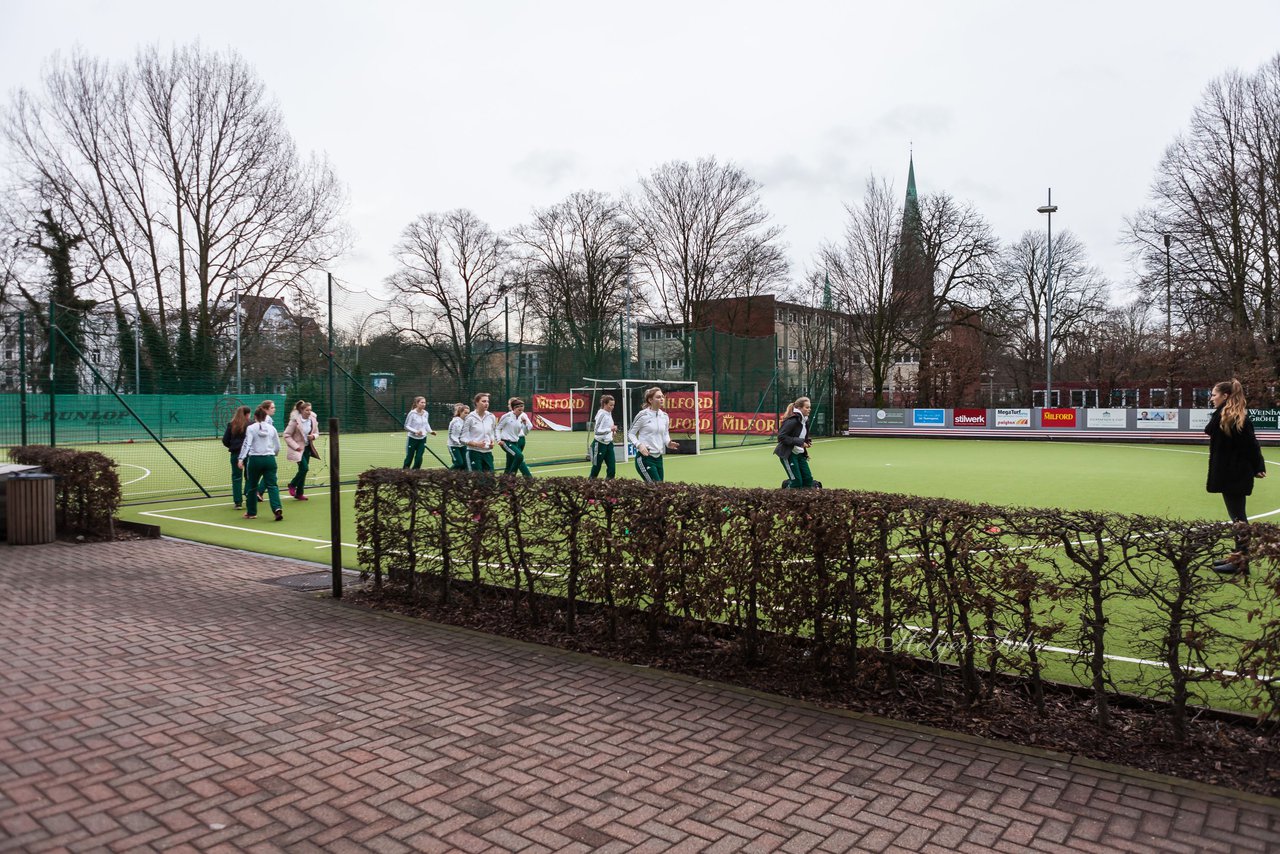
left=329, top=416, right=342, bottom=599
left=48, top=299, right=56, bottom=447
left=327, top=272, right=335, bottom=422
left=18, top=312, right=28, bottom=446
left=693, top=381, right=701, bottom=454
left=710, top=331, right=717, bottom=449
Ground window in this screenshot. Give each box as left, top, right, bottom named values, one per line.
left=788, top=348, right=798, bottom=362
left=777, top=347, right=785, bottom=360
left=518, top=352, right=539, bottom=377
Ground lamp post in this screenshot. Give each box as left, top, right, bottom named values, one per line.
left=1164, top=233, right=1173, bottom=406
left=1037, top=190, right=1058, bottom=408
left=231, top=271, right=242, bottom=395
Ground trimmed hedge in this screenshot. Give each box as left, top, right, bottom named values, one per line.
left=355, top=469, right=1280, bottom=736
left=7, top=445, right=121, bottom=537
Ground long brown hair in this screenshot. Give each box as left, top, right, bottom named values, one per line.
left=783, top=396, right=810, bottom=419
left=1216, top=379, right=1248, bottom=435
left=229, top=405, right=252, bottom=436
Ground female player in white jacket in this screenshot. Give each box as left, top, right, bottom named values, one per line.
left=626, top=387, right=679, bottom=482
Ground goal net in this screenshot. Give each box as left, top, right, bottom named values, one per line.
left=574, top=377, right=701, bottom=462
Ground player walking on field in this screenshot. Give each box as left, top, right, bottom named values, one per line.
left=283, top=400, right=319, bottom=500
left=221, top=405, right=252, bottom=509
left=461, top=392, right=497, bottom=473
left=627, top=387, right=679, bottom=483
left=1206, top=379, right=1267, bottom=575
left=402, top=396, right=436, bottom=469
left=238, top=405, right=284, bottom=521
left=447, top=403, right=470, bottom=470
left=774, top=396, right=816, bottom=488
left=589, top=394, right=619, bottom=479
left=497, top=398, right=534, bottom=478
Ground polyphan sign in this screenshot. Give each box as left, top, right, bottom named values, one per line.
left=1040, top=408, right=1078, bottom=428
left=994, top=408, right=1031, bottom=428
left=952, top=408, right=987, bottom=427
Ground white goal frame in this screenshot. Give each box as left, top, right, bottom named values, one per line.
left=575, top=377, right=701, bottom=462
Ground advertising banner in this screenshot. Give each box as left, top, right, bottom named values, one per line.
left=715, top=412, right=777, bottom=435
left=874, top=409, right=908, bottom=426
left=1136, top=409, right=1179, bottom=429
left=531, top=413, right=572, bottom=431
left=668, top=414, right=713, bottom=434
left=665, top=390, right=719, bottom=413
left=1250, top=409, right=1280, bottom=430
left=912, top=408, right=946, bottom=426
left=994, top=408, right=1031, bottom=428
left=532, top=392, right=590, bottom=414
left=1040, top=408, right=1078, bottom=428
left=1189, top=409, right=1213, bottom=431
left=1086, top=408, right=1127, bottom=429
left=848, top=409, right=874, bottom=428
left=952, top=408, right=987, bottom=427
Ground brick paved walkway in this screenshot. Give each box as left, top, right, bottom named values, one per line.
left=2, top=540, right=1279, bottom=853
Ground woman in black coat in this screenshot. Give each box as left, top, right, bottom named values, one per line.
left=774, top=396, right=815, bottom=488
left=1205, top=379, right=1267, bottom=573
left=220, top=405, right=252, bottom=510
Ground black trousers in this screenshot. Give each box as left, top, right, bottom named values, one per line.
left=1222, top=493, right=1249, bottom=552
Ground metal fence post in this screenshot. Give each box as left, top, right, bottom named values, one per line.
left=329, top=417, right=342, bottom=599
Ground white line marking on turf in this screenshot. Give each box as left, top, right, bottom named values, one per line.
left=116, top=462, right=152, bottom=485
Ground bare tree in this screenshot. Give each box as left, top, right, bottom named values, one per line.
left=1127, top=54, right=1280, bottom=376
left=912, top=193, right=999, bottom=404
left=511, top=190, right=634, bottom=377
left=629, top=157, right=787, bottom=377
left=818, top=176, right=907, bottom=406
left=991, top=230, right=1109, bottom=399
left=385, top=209, right=509, bottom=390
left=2, top=44, right=348, bottom=392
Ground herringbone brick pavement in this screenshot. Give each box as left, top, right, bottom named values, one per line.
left=1, top=539, right=1278, bottom=853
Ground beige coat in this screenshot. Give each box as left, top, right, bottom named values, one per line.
left=283, top=414, right=318, bottom=463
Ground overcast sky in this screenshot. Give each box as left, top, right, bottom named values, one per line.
left=3, top=0, right=1280, bottom=314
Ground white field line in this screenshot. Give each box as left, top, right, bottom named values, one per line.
left=878, top=618, right=1269, bottom=681
left=116, top=462, right=152, bottom=486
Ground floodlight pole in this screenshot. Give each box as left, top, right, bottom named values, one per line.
left=232, top=271, right=243, bottom=395
left=1037, top=190, right=1058, bottom=408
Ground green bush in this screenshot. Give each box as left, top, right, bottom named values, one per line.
left=8, top=445, right=122, bottom=536
left=355, top=468, right=1280, bottom=731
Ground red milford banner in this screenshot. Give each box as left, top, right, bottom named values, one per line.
left=1041, top=408, right=1078, bottom=428
left=532, top=393, right=589, bottom=413
left=664, top=411, right=777, bottom=436
left=953, top=408, right=987, bottom=427
left=717, top=412, right=777, bottom=435
left=665, top=390, right=720, bottom=413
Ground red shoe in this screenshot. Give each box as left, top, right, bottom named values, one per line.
left=288, top=484, right=297, bottom=497
left=296, top=495, right=309, bottom=501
